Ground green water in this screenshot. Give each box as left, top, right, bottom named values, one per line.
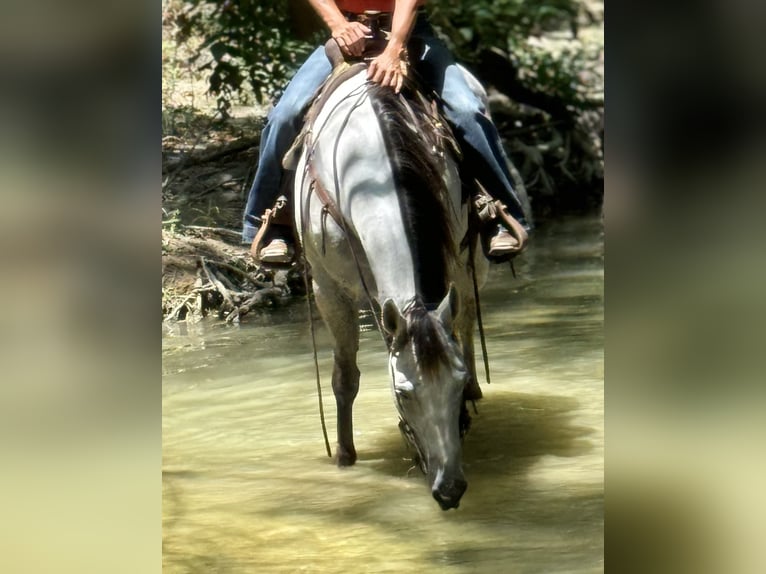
left=162, top=215, right=604, bottom=573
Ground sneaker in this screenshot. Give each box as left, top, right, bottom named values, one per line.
left=259, top=238, right=293, bottom=264
left=488, top=224, right=520, bottom=257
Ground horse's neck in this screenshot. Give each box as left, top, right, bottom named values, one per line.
left=308, top=71, right=460, bottom=309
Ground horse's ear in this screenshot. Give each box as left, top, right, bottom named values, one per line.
left=382, top=299, right=404, bottom=336
left=436, top=283, right=459, bottom=330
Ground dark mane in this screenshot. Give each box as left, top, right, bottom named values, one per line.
left=404, top=298, right=449, bottom=380
left=367, top=84, right=454, bottom=306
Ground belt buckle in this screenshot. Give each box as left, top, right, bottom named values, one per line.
left=360, top=10, right=383, bottom=35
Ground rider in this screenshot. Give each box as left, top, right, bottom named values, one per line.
left=243, top=0, right=530, bottom=263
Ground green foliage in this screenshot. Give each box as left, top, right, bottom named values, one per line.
left=169, top=0, right=600, bottom=117
left=170, top=0, right=314, bottom=116
left=428, top=0, right=580, bottom=58
left=429, top=0, right=603, bottom=113
left=162, top=208, right=182, bottom=236
left=513, top=36, right=603, bottom=111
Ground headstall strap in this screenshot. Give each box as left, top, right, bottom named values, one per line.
left=398, top=418, right=427, bottom=473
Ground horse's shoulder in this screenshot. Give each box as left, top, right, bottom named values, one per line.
left=282, top=63, right=367, bottom=170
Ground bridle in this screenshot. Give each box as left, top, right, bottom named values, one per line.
left=386, top=302, right=472, bottom=475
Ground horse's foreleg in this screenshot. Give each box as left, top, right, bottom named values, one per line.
left=313, top=281, right=360, bottom=466
left=331, top=348, right=360, bottom=466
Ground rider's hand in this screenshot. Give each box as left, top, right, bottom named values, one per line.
left=367, top=46, right=407, bottom=94
left=330, top=21, right=370, bottom=58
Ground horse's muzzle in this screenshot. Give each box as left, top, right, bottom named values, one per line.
left=432, top=477, right=467, bottom=510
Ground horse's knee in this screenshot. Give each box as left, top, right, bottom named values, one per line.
left=331, top=360, right=360, bottom=403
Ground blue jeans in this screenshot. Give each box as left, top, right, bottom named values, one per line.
left=242, top=15, right=528, bottom=243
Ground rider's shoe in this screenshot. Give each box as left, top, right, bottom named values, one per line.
left=259, top=237, right=293, bottom=264
left=487, top=224, right=520, bottom=257
left=249, top=195, right=295, bottom=264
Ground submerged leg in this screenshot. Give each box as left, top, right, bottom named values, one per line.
left=313, top=278, right=360, bottom=466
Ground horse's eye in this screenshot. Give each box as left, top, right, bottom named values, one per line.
left=395, top=383, right=414, bottom=401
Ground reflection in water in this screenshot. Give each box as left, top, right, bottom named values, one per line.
left=163, top=216, right=603, bottom=573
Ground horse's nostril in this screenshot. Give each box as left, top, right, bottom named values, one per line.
left=451, top=478, right=468, bottom=499
left=432, top=478, right=467, bottom=510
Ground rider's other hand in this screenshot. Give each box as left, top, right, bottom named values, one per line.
left=368, top=48, right=406, bottom=94
left=331, top=21, right=370, bottom=58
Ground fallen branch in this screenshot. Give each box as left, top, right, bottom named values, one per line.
left=164, top=292, right=197, bottom=322
left=169, top=139, right=259, bottom=168
left=211, top=265, right=239, bottom=293
left=237, top=287, right=284, bottom=319
left=200, top=257, right=234, bottom=311
left=185, top=225, right=243, bottom=240
left=210, top=260, right=273, bottom=290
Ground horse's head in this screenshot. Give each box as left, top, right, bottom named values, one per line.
left=382, top=285, right=469, bottom=510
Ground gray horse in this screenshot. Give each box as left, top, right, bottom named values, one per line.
left=295, top=68, right=488, bottom=509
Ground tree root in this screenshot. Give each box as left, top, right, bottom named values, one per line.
left=162, top=228, right=304, bottom=323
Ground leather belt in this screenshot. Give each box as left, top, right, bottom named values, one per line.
left=343, top=10, right=393, bottom=32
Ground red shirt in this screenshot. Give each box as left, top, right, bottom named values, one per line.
left=336, top=1, right=396, bottom=14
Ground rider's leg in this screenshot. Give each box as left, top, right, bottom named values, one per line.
left=439, top=68, right=530, bottom=255
left=411, top=27, right=529, bottom=230
left=441, top=69, right=529, bottom=228
left=242, top=46, right=333, bottom=245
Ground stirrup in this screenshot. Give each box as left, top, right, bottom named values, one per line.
left=488, top=225, right=521, bottom=257
left=473, top=187, right=528, bottom=263
left=250, top=195, right=294, bottom=264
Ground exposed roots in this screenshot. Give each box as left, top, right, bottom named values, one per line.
left=162, top=227, right=304, bottom=324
